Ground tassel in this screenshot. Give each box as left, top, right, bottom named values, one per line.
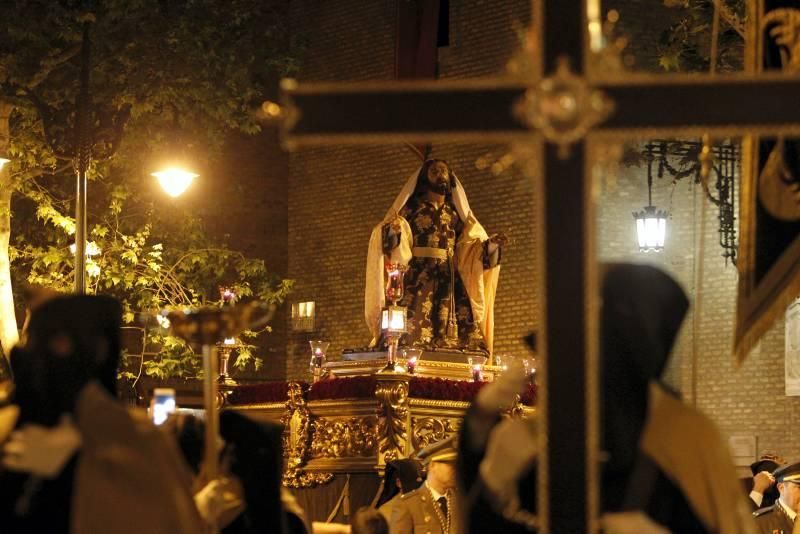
left=446, top=319, right=458, bottom=340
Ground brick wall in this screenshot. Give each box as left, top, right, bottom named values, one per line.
left=204, top=127, right=289, bottom=381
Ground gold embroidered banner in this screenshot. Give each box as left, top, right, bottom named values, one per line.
left=735, top=0, right=800, bottom=363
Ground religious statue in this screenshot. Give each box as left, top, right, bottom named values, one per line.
left=365, top=159, right=506, bottom=355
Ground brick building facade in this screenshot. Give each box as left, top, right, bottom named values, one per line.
left=273, top=0, right=800, bottom=463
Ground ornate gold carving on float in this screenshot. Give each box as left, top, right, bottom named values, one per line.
left=310, top=416, right=378, bottom=459
left=376, top=375, right=409, bottom=464
left=281, top=382, right=333, bottom=488
left=411, top=417, right=460, bottom=450
left=234, top=374, right=535, bottom=488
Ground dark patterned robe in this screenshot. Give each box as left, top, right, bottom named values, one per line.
left=381, top=198, right=498, bottom=353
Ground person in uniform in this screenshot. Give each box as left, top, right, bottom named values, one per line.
left=753, top=462, right=800, bottom=534
left=389, top=438, right=461, bottom=534
left=745, top=454, right=783, bottom=510
left=377, top=458, right=424, bottom=522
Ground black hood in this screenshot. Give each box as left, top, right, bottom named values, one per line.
left=601, top=264, right=689, bottom=491
left=220, top=410, right=287, bottom=534
left=12, top=294, right=122, bottom=426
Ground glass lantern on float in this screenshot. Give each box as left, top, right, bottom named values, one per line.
left=216, top=336, right=241, bottom=387
left=381, top=263, right=408, bottom=371
left=493, top=354, right=509, bottom=374
left=309, top=340, right=330, bottom=383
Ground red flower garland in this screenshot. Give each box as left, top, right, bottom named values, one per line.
left=227, top=376, right=536, bottom=406
left=227, top=381, right=297, bottom=405
left=308, top=375, right=377, bottom=400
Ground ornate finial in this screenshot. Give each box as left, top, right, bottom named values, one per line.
left=514, top=56, right=614, bottom=158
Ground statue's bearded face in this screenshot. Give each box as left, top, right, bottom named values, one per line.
left=426, top=161, right=450, bottom=195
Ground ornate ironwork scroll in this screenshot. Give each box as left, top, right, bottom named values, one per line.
left=633, top=139, right=740, bottom=265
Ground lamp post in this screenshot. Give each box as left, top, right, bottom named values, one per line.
left=32, top=16, right=197, bottom=294
left=73, top=20, right=93, bottom=294
left=30, top=17, right=130, bottom=294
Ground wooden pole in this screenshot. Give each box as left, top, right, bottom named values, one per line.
left=202, top=344, right=219, bottom=533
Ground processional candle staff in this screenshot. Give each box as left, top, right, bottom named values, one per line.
left=165, top=299, right=274, bottom=534
left=216, top=287, right=240, bottom=387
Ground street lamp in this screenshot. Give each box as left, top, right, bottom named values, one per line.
left=152, top=166, right=198, bottom=198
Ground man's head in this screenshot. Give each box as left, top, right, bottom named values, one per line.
left=423, top=438, right=458, bottom=493
left=423, top=159, right=452, bottom=195
left=774, top=462, right=800, bottom=512
left=427, top=459, right=457, bottom=492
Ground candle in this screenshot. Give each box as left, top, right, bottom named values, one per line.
left=472, top=364, right=483, bottom=382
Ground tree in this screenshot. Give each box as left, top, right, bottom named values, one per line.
left=657, top=0, right=745, bottom=72
left=0, top=0, right=300, bottom=374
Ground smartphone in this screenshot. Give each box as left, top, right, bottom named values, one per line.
left=151, top=388, right=177, bottom=425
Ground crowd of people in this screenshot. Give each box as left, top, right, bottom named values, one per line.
left=0, top=262, right=794, bottom=532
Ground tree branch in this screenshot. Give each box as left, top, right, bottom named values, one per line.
left=22, top=89, right=75, bottom=160
left=718, top=1, right=745, bottom=39
left=26, top=44, right=82, bottom=90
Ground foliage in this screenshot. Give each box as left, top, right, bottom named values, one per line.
left=0, top=1, right=301, bottom=379
left=658, top=0, right=745, bottom=72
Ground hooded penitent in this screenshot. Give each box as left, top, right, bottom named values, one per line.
left=2, top=295, right=202, bottom=534
left=11, top=294, right=122, bottom=427
left=601, top=263, right=689, bottom=495
left=220, top=410, right=293, bottom=534
left=601, top=264, right=754, bottom=533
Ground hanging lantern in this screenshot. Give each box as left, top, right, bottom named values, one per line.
left=633, top=146, right=668, bottom=252
left=632, top=205, right=668, bottom=252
